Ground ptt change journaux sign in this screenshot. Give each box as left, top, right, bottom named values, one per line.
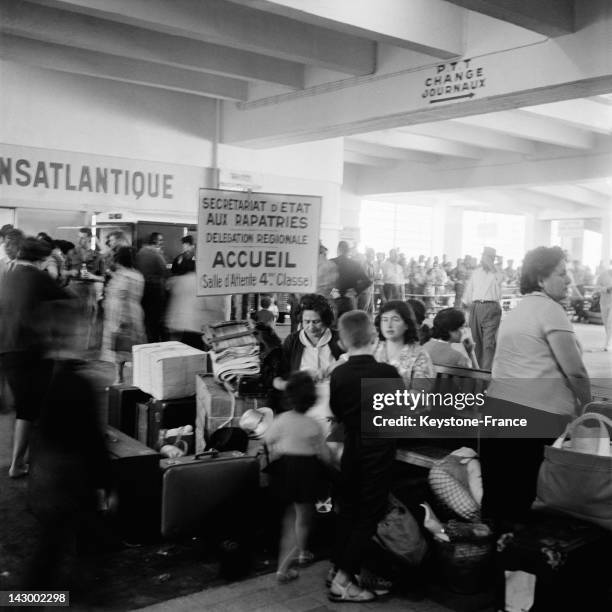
left=196, top=188, right=321, bottom=296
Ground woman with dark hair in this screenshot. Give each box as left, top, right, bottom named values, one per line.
left=422, top=307, right=479, bottom=368
left=101, top=246, right=146, bottom=383
left=274, top=294, right=344, bottom=389
left=406, top=297, right=431, bottom=344
left=480, top=246, right=591, bottom=530
left=374, top=300, right=434, bottom=390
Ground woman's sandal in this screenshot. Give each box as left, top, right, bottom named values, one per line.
left=328, top=580, right=375, bottom=603
left=276, top=568, right=299, bottom=584
left=297, top=551, right=315, bottom=566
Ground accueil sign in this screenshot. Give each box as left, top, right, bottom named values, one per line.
left=421, top=58, right=487, bottom=104
left=196, top=188, right=321, bottom=296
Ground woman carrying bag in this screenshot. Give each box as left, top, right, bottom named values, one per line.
left=479, top=246, right=591, bottom=531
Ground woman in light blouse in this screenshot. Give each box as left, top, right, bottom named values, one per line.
left=374, top=300, right=434, bottom=391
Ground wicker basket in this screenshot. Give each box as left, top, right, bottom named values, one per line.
left=433, top=524, right=495, bottom=594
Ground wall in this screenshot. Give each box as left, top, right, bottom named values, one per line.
left=1, top=61, right=344, bottom=246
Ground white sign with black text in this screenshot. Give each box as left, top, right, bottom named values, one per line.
left=196, top=188, right=321, bottom=296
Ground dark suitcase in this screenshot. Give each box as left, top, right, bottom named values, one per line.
left=106, top=426, right=162, bottom=542
left=496, top=513, right=611, bottom=611
left=136, top=396, right=196, bottom=451
left=160, top=450, right=258, bottom=539
left=107, top=384, right=151, bottom=437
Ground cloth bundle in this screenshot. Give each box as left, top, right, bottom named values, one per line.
left=205, top=321, right=260, bottom=385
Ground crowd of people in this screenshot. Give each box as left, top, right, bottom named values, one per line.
left=1, top=220, right=611, bottom=601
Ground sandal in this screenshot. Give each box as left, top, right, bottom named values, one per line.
left=325, top=566, right=337, bottom=588
left=328, top=580, right=375, bottom=603
left=297, top=551, right=315, bottom=566
left=276, top=568, right=299, bottom=584
left=357, top=572, right=392, bottom=596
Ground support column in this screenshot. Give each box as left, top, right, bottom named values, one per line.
left=442, top=205, right=463, bottom=262
left=601, top=209, right=612, bottom=268
left=524, top=214, right=552, bottom=250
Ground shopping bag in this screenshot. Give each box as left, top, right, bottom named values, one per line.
left=374, top=494, right=427, bottom=565
left=533, top=412, right=612, bottom=530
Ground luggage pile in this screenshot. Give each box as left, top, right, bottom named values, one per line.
left=104, top=339, right=265, bottom=544
left=205, top=321, right=260, bottom=384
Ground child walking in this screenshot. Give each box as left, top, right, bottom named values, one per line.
left=264, top=371, right=331, bottom=583
left=328, top=310, right=402, bottom=602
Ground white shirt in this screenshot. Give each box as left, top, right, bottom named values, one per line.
left=382, top=260, right=404, bottom=285
left=487, top=292, right=581, bottom=416
left=463, top=267, right=504, bottom=304
left=298, top=328, right=336, bottom=379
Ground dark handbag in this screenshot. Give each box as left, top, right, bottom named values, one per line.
left=111, top=324, right=134, bottom=353
left=374, top=494, right=428, bottom=565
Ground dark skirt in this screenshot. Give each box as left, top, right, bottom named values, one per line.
left=269, top=455, right=320, bottom=504
left=479, top=396, right=570, bottom=529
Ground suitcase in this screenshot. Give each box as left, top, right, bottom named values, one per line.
left=136, top=397, right=196, bottom=452
left=105, top=426, right=162, bottom=541
left=496, top=513, right=611, bottom=611
left=107, top=384, right=151, bottom=437
left=160, top=450, right=259, bottom=539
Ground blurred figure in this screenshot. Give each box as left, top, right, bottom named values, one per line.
left=102, top=247, right=146, bottom=383
left=103, top=229, right=131, bottom=274
left=136, top=232, right=168, bottom=342
left=26, top=356, right=111, bottom=594
left=330, top=241, right=371, bottom=319
left=0, top=223, right=14, bottom=261
left=36, top=233, right=59, bottom=281
left=596, top=260, right=612, bottom=351
left=0, top=236, right=71, bottom=478
left=381, top=249, right=403, bottom=302
left=171, top=235, right=196, bottom=275
left=255, top=295, right=276, bottom=327
left=165, top=258, right=229, bottom=350
left=0, top=228, right=24, bottom=282
left=357, top=248, right=376, bottom=316
left=315, top=242, right=338, bottom=303
left=406, top=297, right=431, bottom=345
left=65, top=227, right=105, bottom=350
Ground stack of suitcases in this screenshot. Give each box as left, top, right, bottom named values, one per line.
left=105, top=339, right=264, bottom=542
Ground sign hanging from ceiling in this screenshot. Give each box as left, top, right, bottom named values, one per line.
left=421, top=58, right=487, bottom=104
left=196, top=188, right=321, bottom=296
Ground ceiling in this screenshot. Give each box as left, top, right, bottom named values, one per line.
left=1, top=0, right=611, bottom=218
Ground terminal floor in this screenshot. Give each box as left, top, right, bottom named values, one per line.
left=0, top=322, right=610, bottom=611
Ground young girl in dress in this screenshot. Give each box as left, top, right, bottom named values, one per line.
left=264, top=371, right=331, bottom=583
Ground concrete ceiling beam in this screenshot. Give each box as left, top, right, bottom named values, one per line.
left=443, top=0, right=574, bottom=37
left=353, top=131, right=485, bottom=159
left=227, top=0, right=465, bottom=59
left=402, top=121, right=536, bottom=155
left=454, top=111, right=595, bottom=149
left=221, top=1, right=612, bottom=146
left=29, top=0, right=376, bottom=75
left=0, top=0, right=304, bottom=88
left=344, top=140, right=439, bottom=163
left=521, top=100, right=612, bottom=135
left=0, top=34, right=248, bottom=101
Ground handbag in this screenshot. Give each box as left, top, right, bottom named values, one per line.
left=373, top=494, right=428, bottom=565
left=533, top=412, right=612, bottom=530
left=111, top=323, right=134, bottom=353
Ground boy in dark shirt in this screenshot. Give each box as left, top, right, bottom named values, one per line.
left=328, top=310, right=401, bottom=602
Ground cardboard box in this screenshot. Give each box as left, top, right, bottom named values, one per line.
left=133, top=342, right=207, bottom=400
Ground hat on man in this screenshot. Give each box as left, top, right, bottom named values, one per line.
left=239, top=407, right=274, bottom=439
left=482, top=246, right=496, bottom=258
